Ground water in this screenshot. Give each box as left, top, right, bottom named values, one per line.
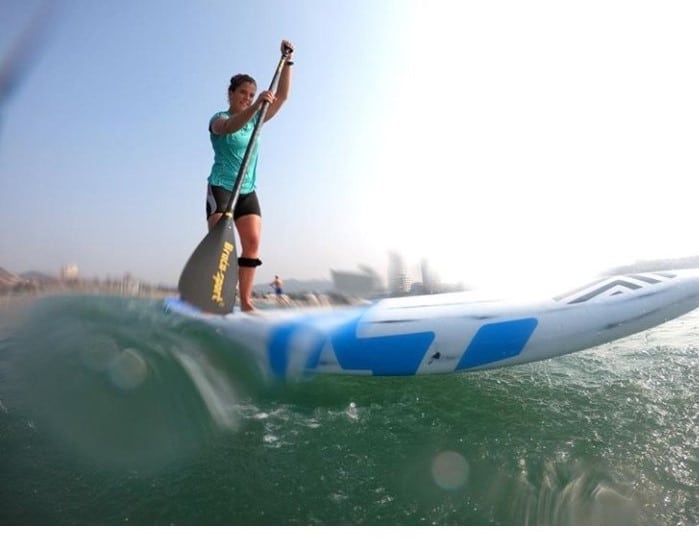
left=0, top=294, right=698, bottom=525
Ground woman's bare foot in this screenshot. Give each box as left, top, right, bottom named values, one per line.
left=240, top=302, right=256, bottom=312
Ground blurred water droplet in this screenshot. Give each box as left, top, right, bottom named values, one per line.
left=109, top=348, right=148, bottom=391
left=432, top=450, right=469, bottom=490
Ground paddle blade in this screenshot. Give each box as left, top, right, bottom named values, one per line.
left=177, top=216, right=238, bottom=314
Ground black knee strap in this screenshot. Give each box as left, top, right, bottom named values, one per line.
left=238, top=257, right=262, bottom=268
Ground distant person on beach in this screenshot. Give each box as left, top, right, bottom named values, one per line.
left=271, top=275, right=284, bottom=296
left=205, top=40, right=294, bottom=312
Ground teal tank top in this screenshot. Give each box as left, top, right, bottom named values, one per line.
left=207, top=111, right=261, bottom=194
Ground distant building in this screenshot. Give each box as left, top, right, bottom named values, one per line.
left=420, top=258, right=440, bottom=294
left=60, top=264, right=80, bottom=282
left=331, top=265, right=383, bottom=298
left=121, top=273, right=140, bottom=296
left=388, top=252, right=410, bottom=295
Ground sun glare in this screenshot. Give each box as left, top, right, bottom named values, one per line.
left=361, top=1, right=697, bottom=298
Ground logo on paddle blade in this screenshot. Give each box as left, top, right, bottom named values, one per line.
left=211, top=241, right=235, bottom=306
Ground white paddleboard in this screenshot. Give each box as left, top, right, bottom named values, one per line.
left=164, top=269, right=699, bottom=378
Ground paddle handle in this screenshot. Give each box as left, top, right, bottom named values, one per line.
left=223, top=50, right=292, bottom=214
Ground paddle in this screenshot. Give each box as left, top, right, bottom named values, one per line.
left=178, top=47, right=292, bottom=314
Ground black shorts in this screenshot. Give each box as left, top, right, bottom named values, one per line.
left=206, top=185, right=261, bottom=220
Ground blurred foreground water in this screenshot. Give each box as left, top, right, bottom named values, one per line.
left=0, top=294, right=697, bottom=525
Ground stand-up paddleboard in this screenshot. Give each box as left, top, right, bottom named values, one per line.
left=164, top=269, right=699, bottom=378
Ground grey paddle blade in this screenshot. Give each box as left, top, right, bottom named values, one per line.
left=178, top=216, right=239, bottom=314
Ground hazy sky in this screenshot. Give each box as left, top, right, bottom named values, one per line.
left=1, top=0, right=698, bottom=292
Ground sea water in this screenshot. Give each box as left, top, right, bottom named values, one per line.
left=0, top=294, right=697, bottom=525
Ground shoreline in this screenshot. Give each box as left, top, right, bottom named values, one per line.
left=0, top=287, right=362, bottom=312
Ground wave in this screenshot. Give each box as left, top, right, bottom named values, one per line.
left=0, top=294, right=275, bottom=471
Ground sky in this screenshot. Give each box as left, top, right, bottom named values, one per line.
left=1, top=0, right=698, bottom=293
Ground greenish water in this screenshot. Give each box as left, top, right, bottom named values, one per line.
left=0, top=294, right=697, bottom=525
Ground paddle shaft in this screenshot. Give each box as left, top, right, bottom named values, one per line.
left=223, top=49, right=292, bottom=215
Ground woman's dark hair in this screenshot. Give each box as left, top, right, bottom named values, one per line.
left=228, top=74, right=256, bottom=92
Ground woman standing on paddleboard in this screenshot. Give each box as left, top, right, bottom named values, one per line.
left=205, top=39, right=294, bottom=312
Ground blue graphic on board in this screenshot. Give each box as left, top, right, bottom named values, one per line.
left=267, top=310, right=435, bottom=377
left=330, top=318, right=435, bottom=376
left=267, top=309, right=537, bottom=377
left=457, top=318, right=538, bottom=370
left=268, top=321, right=308, bottom=377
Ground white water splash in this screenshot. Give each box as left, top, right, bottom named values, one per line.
left=171, top=346, right=241, bottom=430
left=346, top=401, right=359, bottom=420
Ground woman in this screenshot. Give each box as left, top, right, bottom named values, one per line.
left=206, top=40, right=294, bottom=312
